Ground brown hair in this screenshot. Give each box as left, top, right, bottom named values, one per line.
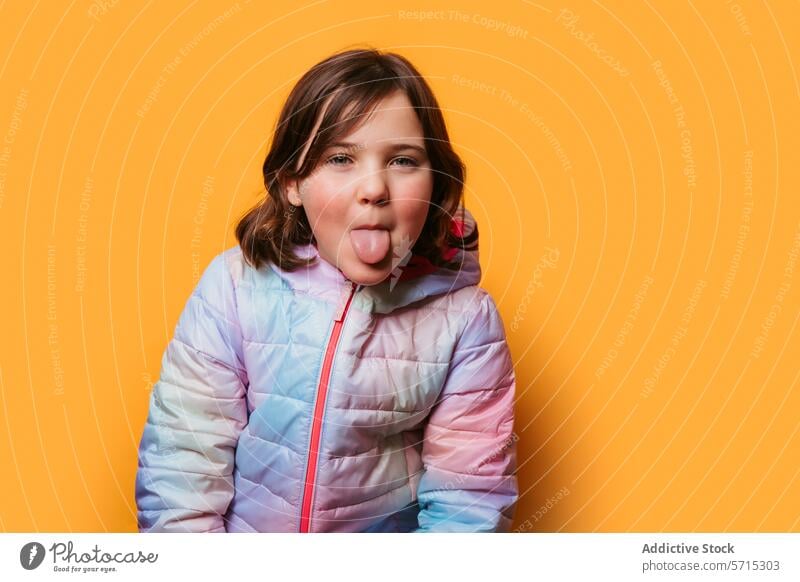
left=235, top=46, right=478, bottom=271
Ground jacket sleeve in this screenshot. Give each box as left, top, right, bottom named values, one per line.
left=135, top=253, right=249, bottom=533
left=412, top=291, right=519, bottom=532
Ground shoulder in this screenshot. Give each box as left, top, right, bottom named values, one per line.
left=173, top=247, right=248, bottom=374
left=192, top=246, right=249, bottom=324
left=443, top=285, right=502, bottom=318
left=197, top=246, right=248, bottom=291
left=441, top=285, right=509, bottom=347
left=439, top=286, right=515, bottom=392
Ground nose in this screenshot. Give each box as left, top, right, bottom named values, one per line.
left=357, top=169, right=389, bottom=206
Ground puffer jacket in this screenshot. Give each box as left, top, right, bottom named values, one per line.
left=135, top=208, right=519, bottom=533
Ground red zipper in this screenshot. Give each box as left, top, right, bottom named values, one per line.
left=299, top=280, right=357, bottom=533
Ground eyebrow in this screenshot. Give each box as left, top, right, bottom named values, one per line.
left=326, top=141, right=428, bottom=156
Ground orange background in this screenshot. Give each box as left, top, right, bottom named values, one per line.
left=1, top=0, right=798, bottom=532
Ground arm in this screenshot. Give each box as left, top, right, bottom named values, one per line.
left=135, top=252, right=248, bottom=533
left=413, top=291, right=519, bottom=532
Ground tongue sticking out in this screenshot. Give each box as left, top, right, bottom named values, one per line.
left=349, top=228, right=391, bottom=264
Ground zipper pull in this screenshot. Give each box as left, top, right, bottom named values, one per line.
left=334, top=280, right=357, bottom=321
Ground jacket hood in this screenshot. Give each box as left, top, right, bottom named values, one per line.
left=267, top=206, right=481, bottom=314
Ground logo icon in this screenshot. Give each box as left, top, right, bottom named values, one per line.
left=19, top=542, right=46, bottom=570
left=389, top=233, right=413, bottom=291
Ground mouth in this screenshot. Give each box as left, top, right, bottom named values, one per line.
left=349, top=223, right=388, bottom=231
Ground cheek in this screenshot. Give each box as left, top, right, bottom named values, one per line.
left=305, top=172, right=352, bottom=213
left=396, top=171, right=433, bottom=198
left=298, top=172, right=325, bottom=200
left=391, top=173, right=433, bottom=219
left=393, top=199, right=431, bottom=239
left=396, top=172, right=433, bottom=204
left=300, top=175, right=347, bottom=217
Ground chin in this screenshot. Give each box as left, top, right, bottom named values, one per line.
left=341, top=260, right=392, bottom=287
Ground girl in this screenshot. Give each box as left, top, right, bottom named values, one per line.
left=135, top=47, right=519, bottom=533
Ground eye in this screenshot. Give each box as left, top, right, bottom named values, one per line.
left=325, top=153, right=352, bottom=166
left=391, top=156, right=419, bottom=167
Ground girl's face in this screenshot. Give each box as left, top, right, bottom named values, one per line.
left=286, top=90, right=434, bottom=286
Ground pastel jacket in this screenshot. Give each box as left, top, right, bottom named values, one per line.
left=135, top=208, right=519, bottom=532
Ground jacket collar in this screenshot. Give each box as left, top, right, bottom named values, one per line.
left=267, top=207, right=481, bottom=314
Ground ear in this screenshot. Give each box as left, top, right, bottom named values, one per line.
left=285, top=178, right=303, bottom=207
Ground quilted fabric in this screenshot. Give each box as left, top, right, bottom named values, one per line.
left=135, top=208, right=519, bottom=532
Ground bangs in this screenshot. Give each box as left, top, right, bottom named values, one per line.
left=294, top=79, right=411, bottom=177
